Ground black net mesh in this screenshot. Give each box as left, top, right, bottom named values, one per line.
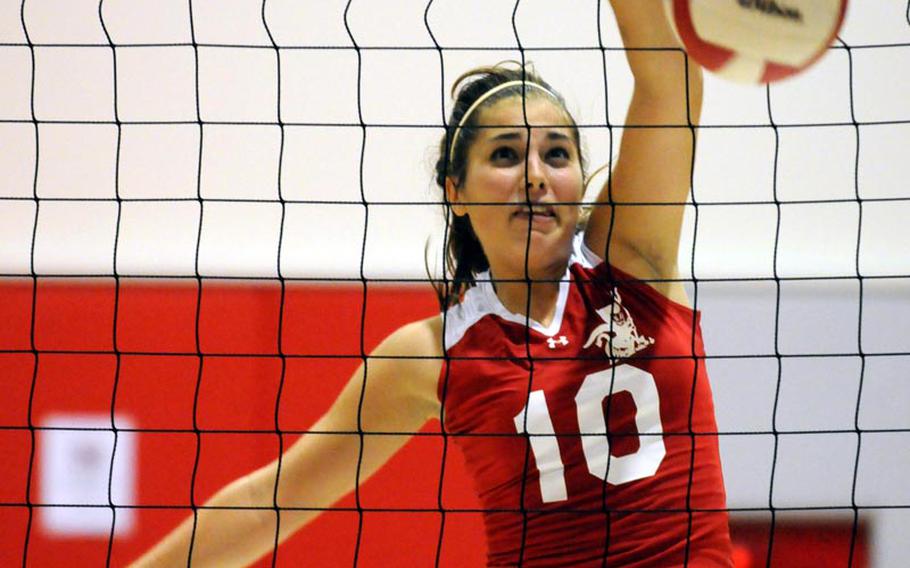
left=1, top=0, right=909, bottom=566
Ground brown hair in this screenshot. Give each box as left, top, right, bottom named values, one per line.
left=430, top=62, right=585, bottom=308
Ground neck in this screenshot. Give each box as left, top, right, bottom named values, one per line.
left=491, top=269, right=564, bottom=327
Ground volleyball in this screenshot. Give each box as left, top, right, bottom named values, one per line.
left=663, top=0, right=849, bottom=83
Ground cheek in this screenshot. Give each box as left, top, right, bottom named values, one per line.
left=552, top=169, right=584, bottom=200
left=488, top=168, right=522, bottom=193
left=465, top=169, right=520, bottom=203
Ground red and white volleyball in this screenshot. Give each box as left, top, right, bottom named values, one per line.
left=663, top=0, right=848, bottom=84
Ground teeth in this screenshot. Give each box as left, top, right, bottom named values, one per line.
left=518, top=207, right=553, bottom=217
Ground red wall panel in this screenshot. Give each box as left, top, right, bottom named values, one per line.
left=0, top=279, right=868, bottom=567
left=0, top=278, right=484, bottom=567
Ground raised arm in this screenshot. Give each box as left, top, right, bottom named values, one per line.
left=585, top=0, right=703, bottom=303
left=131, top=318, right=442, bottom=568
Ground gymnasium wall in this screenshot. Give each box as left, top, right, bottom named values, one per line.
left=1, top=1, right=909, bottom=566
left=5, top=278, right=904, bottom=566
left=1, top=280, right=487, bottom=567
left=2, top=1, right=908, bottom=281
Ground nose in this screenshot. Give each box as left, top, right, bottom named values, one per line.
left=524, top=153, right=546, bottom=197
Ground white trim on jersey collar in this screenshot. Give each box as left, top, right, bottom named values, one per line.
left=442, top=234, right=593, bottom=350
left=478, top=266, right=571, bottom=338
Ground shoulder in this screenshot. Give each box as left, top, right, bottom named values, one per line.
left=370, top=315, right=444, bottom=418
left=379, top=315, right=444, bottom=359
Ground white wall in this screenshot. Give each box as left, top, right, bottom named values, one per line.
left=2, top=0, right=908, bottom=280
left=1, top=1, right=908, bottom=565
left=698, top=279, right=910, bottom=567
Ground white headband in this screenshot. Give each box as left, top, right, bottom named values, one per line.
left=447, top=80, right=559, bottom=166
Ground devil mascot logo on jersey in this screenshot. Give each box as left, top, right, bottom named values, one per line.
left=582, top=289, right=655, bottom=359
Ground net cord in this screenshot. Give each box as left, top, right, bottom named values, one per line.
left=21, top=0, right=39, bottom=565
left=341, top=2, right=371, bottom=565
left=186, top=0, right=207, bottom=565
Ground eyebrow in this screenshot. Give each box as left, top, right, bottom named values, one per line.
left=487, top=130, right=573, bottom=142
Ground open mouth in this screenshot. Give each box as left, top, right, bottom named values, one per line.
left=512, top=205, right=557, bottom=221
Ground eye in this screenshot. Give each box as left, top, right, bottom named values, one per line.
left=491, top=146, right=519, bottom=163
left=546, top=146, right=571, bottom=162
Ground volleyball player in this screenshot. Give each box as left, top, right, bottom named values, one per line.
left=133, top=1, right=732, bottom=566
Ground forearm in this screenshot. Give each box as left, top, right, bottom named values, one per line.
left=610, top=0, right=703, bottom=114
left=131, top=431, right=410, bottom=567
left=130, top=468, right=299, bottom=568
left=131, top=325, right=436, bottom=568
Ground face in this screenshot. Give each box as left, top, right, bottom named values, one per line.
left=447, top=95, right=584, bottom=279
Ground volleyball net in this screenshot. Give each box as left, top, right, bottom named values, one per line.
left=1, top=0, right=909, bottom=566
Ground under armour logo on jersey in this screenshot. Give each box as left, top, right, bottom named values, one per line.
left=583, top=289, right=654, bottom=358
left=546, top=335, right=569, bottom=349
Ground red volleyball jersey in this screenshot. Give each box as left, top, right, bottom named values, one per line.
left=438, top=238, right=732, bottom=567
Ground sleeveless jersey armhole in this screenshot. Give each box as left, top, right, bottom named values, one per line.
left=578, top=237, right=702, bottom=324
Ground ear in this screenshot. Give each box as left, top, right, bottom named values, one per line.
left=445, top=177, right=468, bottom=217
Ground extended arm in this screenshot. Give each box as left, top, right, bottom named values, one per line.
left=585, top=0, right=704, bottom=302
left=131, top=319, right=442, bottom=567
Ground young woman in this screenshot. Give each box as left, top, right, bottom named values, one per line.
left=133, top=1, right=732, bottom=566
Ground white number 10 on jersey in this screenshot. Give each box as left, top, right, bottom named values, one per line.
left=512, top=365, right=666, bottom=503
